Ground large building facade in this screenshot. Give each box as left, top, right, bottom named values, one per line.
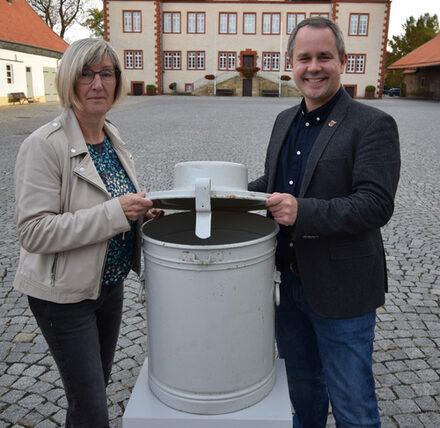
left=105, top=0, right=391, bottom=98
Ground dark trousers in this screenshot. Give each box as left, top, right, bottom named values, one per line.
left=28, top=283, right=124, bottom=428
left=276, top=269, right=380, bottom=428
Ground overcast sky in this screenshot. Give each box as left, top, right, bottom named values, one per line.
left=388, top=0, right=439, bottom=38
left=65, top=0, right=439, bottom=44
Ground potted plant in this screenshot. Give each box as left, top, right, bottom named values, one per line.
left=146, top=84, right=156, bottom=95
left=365, top=85, right=375, bottom=99
left=169, top=82, right=177, bottom=92
left=236, top=66, right=258, bottom=78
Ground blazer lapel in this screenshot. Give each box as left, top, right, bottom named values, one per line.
left=299, top=91, right=351, bottom=197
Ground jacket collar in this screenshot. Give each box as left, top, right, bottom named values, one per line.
left=299, top=89, right=352, bottom=197
left=57, top=108, right=125, bottom=158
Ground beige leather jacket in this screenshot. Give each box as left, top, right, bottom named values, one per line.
left=14, top=108, right=142, bottom=303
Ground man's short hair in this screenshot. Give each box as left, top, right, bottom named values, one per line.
left=287, top=17, right=346, bottom=61
left=56, top=38, right=127, bottom=110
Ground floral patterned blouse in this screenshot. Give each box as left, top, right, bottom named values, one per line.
left=87, top=135, right=136, bottom=286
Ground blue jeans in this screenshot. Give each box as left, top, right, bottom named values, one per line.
left=28, top=283, right=124, bottom=428
left=276, top=269, right=380, bottom=428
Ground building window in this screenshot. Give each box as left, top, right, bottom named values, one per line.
left=243, top=13, right=256, bottom=34
left=349, top=14, right=369, bottom=36
left=6, top=64, right=13, bottom=84
left=285, top=53, right=292, bottom=71
left=188, top=51, right=205, bottom=70
left=310, top=13, right=330, bottom=18
left=124, top=50, right=143, bottom=69
left=185, top=83, right=193, bottom=94
left=164, top=51, right=181, bottom=70
left=163, top=12, right=181, bottom=33
left=219, top=13, right=237, bottom=34
left=218, top=52, right=236, bottom=71
left=188, top=12, right=205, bottom=33
left=286, top=13, right=305, bottom=34
left=262, top=52, right=280, bottom=71
left=123, top=11, right=141, bottom=32
left=262, top=13, right=280, bottom=34
left=346, top=54, right=366, bottom=73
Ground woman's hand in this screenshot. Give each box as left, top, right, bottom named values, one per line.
left=119, top=190, right=153, bottom=221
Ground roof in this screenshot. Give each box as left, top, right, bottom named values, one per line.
left=0, top=0, right=68, bottom=53
left=388, top=33, right=440, bottom=69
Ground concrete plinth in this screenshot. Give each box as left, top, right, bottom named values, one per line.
left=123, top=359, right=292, bottom=428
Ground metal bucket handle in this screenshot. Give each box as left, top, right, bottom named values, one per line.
left=274, top=269, right=281, bottom=306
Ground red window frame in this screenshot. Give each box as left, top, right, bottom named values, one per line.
left=346, top=54, right=366, bottom=74
left=243, top=12, right=256, bottom=35
left=262, top=52, right=280, bottom=71
left=286, top=12, right=305, bottom=35
left=187, top=51, right=206, bottom=70
left=262, top=13, right=280, bottom=35
left=124, top=50, right=143, bottom=69
left=348, top=13, right=369, bottom=36
left=284, top=52, right=292, bottom=71
left=310, top=13, right=330, bottom=18
left=163, top=12, right=181, bottom=34
left=163, top=51, right=182, bottom=70
left=123, top=10, right=142, bottom=33
left=185, top=83, right=193, bottom=94
left=218, top=51, right=237, bottom=71
left=187, top=12, right=205, bottom=34
left=219, top=12, right=237, bottom=34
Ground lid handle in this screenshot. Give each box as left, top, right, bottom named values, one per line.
left=195, top=177, right=211, bottom=239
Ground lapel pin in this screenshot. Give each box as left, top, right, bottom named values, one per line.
left=328, top=120, right=337, bottom=127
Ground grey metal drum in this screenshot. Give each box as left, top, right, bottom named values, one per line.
left=141, top=211, right=279, bottom=415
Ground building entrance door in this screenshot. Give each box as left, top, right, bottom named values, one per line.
left=133, top=83, right=143, bottom=95
left=344, top=85, right=355, bottom=98
left=43, top=67, right=57, bottom=102
left=26, top=67, right=34, bottom=97
left=243, top=78, right=252, bottom=96
left=243, top=55, right=254, bottom=68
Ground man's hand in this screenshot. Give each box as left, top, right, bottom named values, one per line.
left=266, top=192, right=298, bottom=226
left=144, top=208, right=164, bottom=221
left=119, top=190, right=153, bottom=221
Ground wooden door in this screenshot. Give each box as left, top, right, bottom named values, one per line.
left=243, top=78, right=252, bottom=96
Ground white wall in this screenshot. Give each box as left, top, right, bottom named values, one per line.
left=0, top=48, right=60, bottom=104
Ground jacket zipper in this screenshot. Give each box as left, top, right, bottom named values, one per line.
left=97, top=240, right=110, bottom=297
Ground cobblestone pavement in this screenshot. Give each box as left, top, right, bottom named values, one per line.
left=1, top=95, right=439, bottom=427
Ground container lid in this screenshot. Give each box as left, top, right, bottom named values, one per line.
left=146, top=161, right=268, bottom=239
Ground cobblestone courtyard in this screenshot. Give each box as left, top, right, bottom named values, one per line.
left=0, top=95, right=439, bottom=427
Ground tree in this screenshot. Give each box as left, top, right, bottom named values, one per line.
left=28, top=0, right=83, bottom=39
left=83, top=8, right=104, bottom=37
left=385, top=13, right=439, bottom=88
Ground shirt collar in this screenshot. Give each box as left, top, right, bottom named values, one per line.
left=300, top=86, right=344, bottom=124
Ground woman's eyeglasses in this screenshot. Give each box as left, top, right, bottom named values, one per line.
left=78, top=69, right=118, bottom=84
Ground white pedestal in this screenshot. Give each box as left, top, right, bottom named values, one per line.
left=123, top=359, right=292, bottom=428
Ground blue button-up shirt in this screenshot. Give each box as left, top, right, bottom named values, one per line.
left=274, top=87, right=343, bottom=268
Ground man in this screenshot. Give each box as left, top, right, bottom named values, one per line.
left=249, top=17, right=400, bottom=427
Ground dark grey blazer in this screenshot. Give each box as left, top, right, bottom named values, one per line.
left=249, top=90, right=401, bottom=318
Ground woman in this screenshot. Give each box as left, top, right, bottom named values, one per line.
left=14, top=39, right=157, bottom=427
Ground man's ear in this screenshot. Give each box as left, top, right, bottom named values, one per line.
left=340, top=54, right=348, bottom=74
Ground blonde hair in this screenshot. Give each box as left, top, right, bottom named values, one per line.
left=56, top=38, right=127, bottom=110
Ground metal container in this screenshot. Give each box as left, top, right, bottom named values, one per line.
left=141, top=210, right=279, bottom=415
